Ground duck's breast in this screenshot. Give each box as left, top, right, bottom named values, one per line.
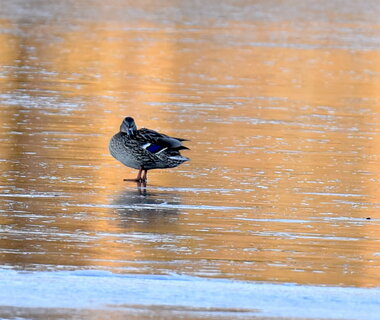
left=109, top=133, right=142, bottom=169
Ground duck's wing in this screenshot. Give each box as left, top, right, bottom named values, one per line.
left=138, top=128, right=189, bottom=154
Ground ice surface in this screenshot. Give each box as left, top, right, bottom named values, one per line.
left=1, top=269, right=379, bottom=319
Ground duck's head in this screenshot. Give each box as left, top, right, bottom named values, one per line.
left=120, top=117, right=137, bottom=137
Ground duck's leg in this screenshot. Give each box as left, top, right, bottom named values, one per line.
left=123, top=168, right=143, bottom=182
left=136, top=168, right=143, bottom=181
left=136, top=180, right=147, bottom=193
left=141, top=169, right=148, bottom=181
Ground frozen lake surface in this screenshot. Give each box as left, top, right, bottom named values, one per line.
left=1, top=0, right=380, bottom=319
left=1, top=269, right=380, bottom=319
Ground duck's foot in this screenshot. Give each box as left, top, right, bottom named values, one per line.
left=123, top=178, right=147, bottom=182
left=123, top=169, right=148, bottom=183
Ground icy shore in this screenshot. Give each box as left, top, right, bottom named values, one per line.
left=1, top=269, right=379, bottom=319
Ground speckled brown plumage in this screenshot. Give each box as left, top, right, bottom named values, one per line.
left=109, top=117, right=189, bottom=181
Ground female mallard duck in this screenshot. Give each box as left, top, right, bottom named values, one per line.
left=109, top=117, right=189, bottom=182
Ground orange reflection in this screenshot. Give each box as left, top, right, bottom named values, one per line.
left=0, top=5, right=380, bottom=288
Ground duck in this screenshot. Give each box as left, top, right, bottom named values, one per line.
left=109, top=117, right=190, bottom=182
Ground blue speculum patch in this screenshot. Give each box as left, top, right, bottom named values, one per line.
left=146, top=144, right=164, bottom=153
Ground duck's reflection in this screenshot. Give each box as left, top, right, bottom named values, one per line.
left=112, top=183, right=182, bottom=229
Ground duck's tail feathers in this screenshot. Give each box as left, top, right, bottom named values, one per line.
left=173, top=146, right=190, bottom=151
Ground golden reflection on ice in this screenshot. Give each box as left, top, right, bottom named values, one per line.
left=0, top=1, right=380, bottom=288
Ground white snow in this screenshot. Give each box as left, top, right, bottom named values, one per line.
left=1, top=269, right=380, bottom=319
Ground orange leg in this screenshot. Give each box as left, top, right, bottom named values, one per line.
left=124, top=168, right=144, bottom=182
left=142, top=169, right=148, bottom=181
left=136, top=179, right=147, bottom=192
